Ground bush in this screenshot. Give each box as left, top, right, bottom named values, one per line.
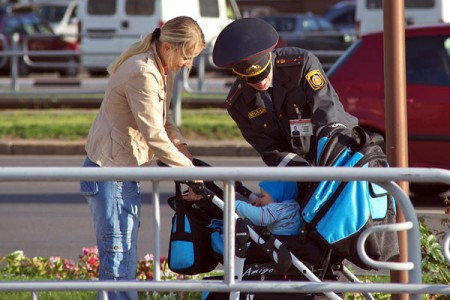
left=0, top=247, right=204, bottom=299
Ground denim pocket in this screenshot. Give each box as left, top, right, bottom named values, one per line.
left=120, top=181, right=140, bottom=199
left=102, top=236, right=129, bottom=278
left=80, top=181, right=99, bottom=196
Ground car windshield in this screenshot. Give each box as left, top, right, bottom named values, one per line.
left=21, top=13, right=53, bottom=35
left=2, top=16, right=21, bottom=35
left=38, top=5, right=67, bottom=23
left=262, top=16, right=296, bottom=32
left=262, top=15, right=337, bottom=33
left=1, top=13, right=53, bottom=35
left=316, top=18, right=336, bottom=31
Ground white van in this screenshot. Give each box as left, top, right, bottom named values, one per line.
left=355, top=0, right=450, bottom=35
left=77, top=0, right=236, bottom=75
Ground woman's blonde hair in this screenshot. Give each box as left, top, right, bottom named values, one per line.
left=107, top=16, right=205, bottom=74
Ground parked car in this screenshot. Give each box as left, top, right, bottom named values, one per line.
left=260, top=13, right=353, bottom=69
left=0, top=4, right=79, bottom=77
left=35, top=0, right=79, bottom=43
left=260, top=13, right=353, bottom=49
left=323, top=0, right=356, bottom=39
left=327, top=23, right=450, bottom=195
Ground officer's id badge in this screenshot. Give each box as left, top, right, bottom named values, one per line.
left=306, top=70, right=326, bottom=90
left=290, top=119, right=313, bottom=137
left=248, top=107, right=267, bottom=119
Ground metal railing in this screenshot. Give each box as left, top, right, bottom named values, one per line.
left=0, top=166, right=449, bottom=299
left=0, top=32, right=347, bottom=91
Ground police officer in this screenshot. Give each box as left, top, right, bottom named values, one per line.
left=213, top=18, right=358, bottom=167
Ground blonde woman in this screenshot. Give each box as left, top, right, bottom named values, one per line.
left=80, top=16, right=205, bottom=299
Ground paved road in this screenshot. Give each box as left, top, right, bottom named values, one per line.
left=0, top=156, right=263, bottom=260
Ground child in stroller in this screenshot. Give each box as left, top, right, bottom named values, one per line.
left=202, top=180, right=330, bottom=299
left=234, top=180, right=301, bottom=236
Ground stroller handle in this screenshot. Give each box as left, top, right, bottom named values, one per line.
left=157, top=158, right=255, bottom=200
left=186, top=180, right=215, bottom=201
left=192, top=158, right=254, bottom=198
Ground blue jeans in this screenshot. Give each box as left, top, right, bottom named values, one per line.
left=80, top=157, right=141, bottom=300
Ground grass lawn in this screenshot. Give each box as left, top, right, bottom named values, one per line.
left=0, top=108, right=244, bottom=141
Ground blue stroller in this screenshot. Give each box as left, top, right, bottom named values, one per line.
left=164, top=124, right=399, bottom=300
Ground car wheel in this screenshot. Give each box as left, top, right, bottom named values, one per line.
left=59, top=58, right=79, bottom=77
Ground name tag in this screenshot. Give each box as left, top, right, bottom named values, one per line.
left=248, top=107, right=267, bottom=119
left=290, top=119, right=313, bottom=137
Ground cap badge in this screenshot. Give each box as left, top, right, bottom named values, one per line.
left=306, top=70, right=326, bottom=90
left=246, top=64, right=261, bottom=76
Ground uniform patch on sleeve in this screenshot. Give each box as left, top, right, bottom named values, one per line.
left=248, top=107, right=267, bottom=119
left=306, top=70, right=326, bottom=90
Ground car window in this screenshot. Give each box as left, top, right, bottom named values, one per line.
left=69, top=4, right=77, bottom=19
left=20, top=13, right=53, bottom=35
left=125, top=0, right=154, bottom=15
left=316, top=17, right=335, bottom=31
left=301, top=16, right=320, bottom=32
left=38, top=5, right=66, bottom=22
left=2, top=16, right=21, bottom=35
left=280, top=17, right=297, bottom=32
left=406, top=36, right=450, bottom=86
left=200, top=0, right=220, bottom=18
left=261, top=16, right=296, bottom=32
left=87, top=0, right=116, bottom=15
left=330, top=10, right=354, bottom=27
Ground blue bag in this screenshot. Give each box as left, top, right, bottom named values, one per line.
left=167, top=182, right=222, bottom=275
left=300, top=123, right=399, bottom=270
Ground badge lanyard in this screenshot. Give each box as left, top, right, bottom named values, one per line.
left=290, top=104, right=312, bottom=137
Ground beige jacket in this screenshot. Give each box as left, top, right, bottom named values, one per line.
left=85, top=44, right=193, bottom=168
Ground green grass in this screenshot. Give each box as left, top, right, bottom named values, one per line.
left=0, top=108, right=244, bottom=141
left=0, top=273, right=201, bottom=300
left=0, top=274, right=96, bottom=300
left=0, top=291, right=96, bottom=300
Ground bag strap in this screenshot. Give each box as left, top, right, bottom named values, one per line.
left=174, top=181, right=186, bottom=233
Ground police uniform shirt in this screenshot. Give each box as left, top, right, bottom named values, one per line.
left=224, top=47, right=358, bottom=167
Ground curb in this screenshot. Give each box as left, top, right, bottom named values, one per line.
left=0, top=140, right=259, bottom=157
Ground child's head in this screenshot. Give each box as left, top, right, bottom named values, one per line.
left=258, top=181, right=298, bottom=205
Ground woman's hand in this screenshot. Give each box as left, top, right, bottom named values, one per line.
left=182, top=180, right=204, bottom=201
left=183, top=187, right=203, bottom=201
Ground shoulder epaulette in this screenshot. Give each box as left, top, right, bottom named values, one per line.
left=275, top=54, right=305, bottom=67
left=224, top=83, right=242, bottom=109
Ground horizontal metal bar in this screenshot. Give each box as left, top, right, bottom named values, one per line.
left=0, top=50, right=117, bottom=57
left=0, top=166, right=448, bottom=184
left=0, top=90, right=103, bottom=97
left=0, top=281, right=449, bottom=295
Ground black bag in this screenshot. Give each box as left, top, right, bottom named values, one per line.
left=167, top=181, right=222, bottom=275
left=300, top=123, right=400, bottom=270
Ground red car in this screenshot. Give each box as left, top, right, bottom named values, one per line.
left=328, top=24, right=450, bottom=195
left=0, top=4, right=79, bottom=77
